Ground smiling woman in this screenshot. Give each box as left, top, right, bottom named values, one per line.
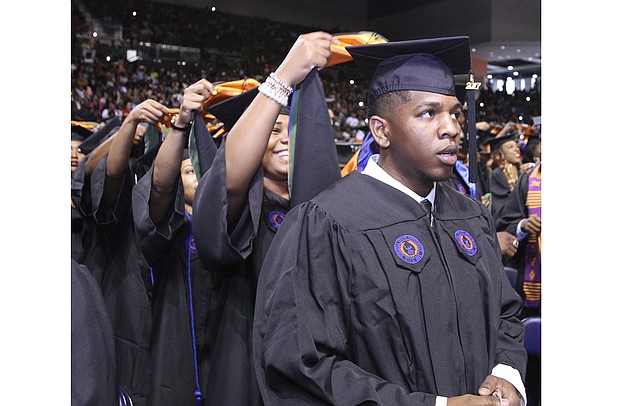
left=261, top=113, right=290, bottom=198
left=486, top=128, right=525, bottom=221
left=189, top=31, right=341, bottom=405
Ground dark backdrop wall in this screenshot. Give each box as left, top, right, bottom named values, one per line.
left=151, top=0, right=540, bottom=45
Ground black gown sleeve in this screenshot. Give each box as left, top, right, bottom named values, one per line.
left=495, top=169, right=532, bottom=235
left=132, top=166, right=186, bottom=265
left=193, top=138, right=264, bottom=270
left=488, top=168, right=511, bottom=222
left=253, top=202, right=437, bottom=406
left=72, top=153, right=134, bottom=231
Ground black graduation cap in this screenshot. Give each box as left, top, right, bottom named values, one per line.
left=78, top=117, right=122, bottom=155
left=484, top=133, right=519, bottom=152
left=207, top=87, right=259, bottom=132
left=346, top=36, right=478, bottom=182
left=455, top=81, right=467, bottom=107
left=207, top=87, right=292, bottom=133
left=476, top=130, right=494, bottom=154
left=346, top=36, right=471, bottom=106
left=71, top=124, right=93, bottom=142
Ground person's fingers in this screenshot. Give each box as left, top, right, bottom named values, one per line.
left=478, top=375, right=500, bottom=397
left=190, top=79, right=217, bottom=96
left=145, top=100, right=169, bottom=116
left=275, top=31, right=335, bottom=85
left=447, top=394, right=507, bottom=405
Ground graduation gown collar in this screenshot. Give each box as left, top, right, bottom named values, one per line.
left=362, top=154, right=436, bottom=205
left=316, top=172, right=483, bottom=231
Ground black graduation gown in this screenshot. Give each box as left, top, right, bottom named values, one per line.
left=192, top=140, right=289, bottom=406
left=488, top=167, right=513, bottom=222
left=71, top=259, right=117, bottom=406
left=71, top=156, right=152, bottom=405
left=132, top=168, right=225, bottom=406
left=253, top=171, right=527, bottom=405
left=71, top=204, right=84, bottom=262
left=495, top=165, right=541, bottom=319
left=495, top=165, right=541, bottom=406
left=443, top=166, right=478, bottom=200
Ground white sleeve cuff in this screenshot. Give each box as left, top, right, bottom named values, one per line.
left=492, top=363, right=528, bottom=405
left=435, top=395, right=448, bottom=406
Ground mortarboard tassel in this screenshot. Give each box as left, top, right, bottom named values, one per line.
left=466, top=70, right=479, bottom=186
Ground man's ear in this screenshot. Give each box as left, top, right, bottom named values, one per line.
left=369, top=115, right=390, bottom=149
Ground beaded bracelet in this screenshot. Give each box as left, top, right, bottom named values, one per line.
left=268, top=73, right=293, bottom=94
left=258, top=73, right=293, bottom=108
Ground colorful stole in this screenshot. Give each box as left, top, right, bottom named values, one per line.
left=523, top=166, right=541, bottom=308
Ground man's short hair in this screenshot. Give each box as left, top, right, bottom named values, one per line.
left=368, top=90, right=415, bottom=119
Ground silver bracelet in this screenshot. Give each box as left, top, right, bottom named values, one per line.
left=258, top=73, right=293, bottom=107
left=268, top=73, right=293, bottom=94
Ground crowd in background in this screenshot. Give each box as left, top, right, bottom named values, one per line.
left=71, top=0, right=541, bottom=140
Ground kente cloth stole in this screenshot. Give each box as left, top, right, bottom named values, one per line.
left=523, top=166, right=541, bottom=308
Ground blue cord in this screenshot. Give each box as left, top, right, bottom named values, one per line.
left=184, top=210, right=203, bottom=405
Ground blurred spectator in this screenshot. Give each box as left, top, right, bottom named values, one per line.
left=101, top=101, right=123, bottom=121
left=486, top=123, right=528, bottom=221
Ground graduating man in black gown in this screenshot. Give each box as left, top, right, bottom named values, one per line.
left=253, top=37, right=528, bottom=406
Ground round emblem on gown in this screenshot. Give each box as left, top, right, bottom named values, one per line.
left=394, top=235, right=425, bottom=264
left=269, top=210, right=286, bottom=230
left=457, top=184, right=466, bottom=194
left=455, top=230, right=477, bottom=256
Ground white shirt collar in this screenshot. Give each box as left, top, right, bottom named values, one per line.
left=361, top=154, right=436, bottom=205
